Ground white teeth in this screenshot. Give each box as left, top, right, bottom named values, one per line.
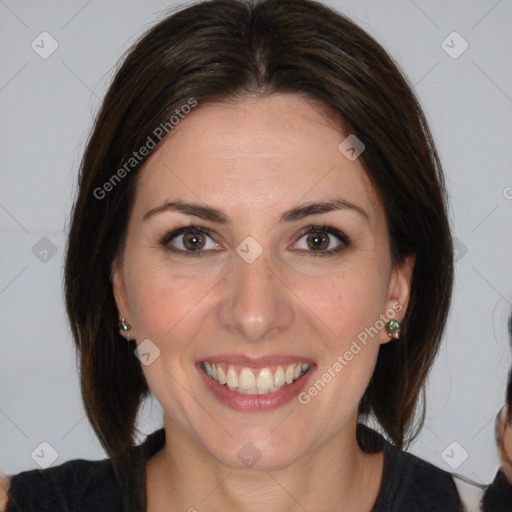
left=217, top=365, right=227, bottom=385
left=226, top=364, right=238, bottom=388
left=239, top=368, right=256, bottom=390
left=285, top=365, right=294, bottom=384
left=256, top=368, right=274, bottom=391
left=204, top=362, right=311, bottom=394
left=274, top=366, right=285, bottom=387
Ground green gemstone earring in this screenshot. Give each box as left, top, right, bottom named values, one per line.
left=386, top=319, right=401, bottom=339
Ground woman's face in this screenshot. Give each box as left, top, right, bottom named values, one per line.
left=113, top=94, right=412, bottom=470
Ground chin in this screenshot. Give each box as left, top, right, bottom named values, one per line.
left=200, top=430, right=308, bottom=472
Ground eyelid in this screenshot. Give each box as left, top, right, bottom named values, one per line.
left=290, top=224, right=350, bottom=256
left=295, top=224, right=349, bottom=244
left=159, top=225, right=213, bottom=246
left=159, top=224, right=350, bottom=257
left=159, top=225, right=223, bottom=258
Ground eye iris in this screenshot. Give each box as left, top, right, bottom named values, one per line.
left=183, top=231, right=205, bottom=250
left=307, top=232, right=329, bottom=251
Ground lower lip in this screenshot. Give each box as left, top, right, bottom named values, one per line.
left=197, top=363, right=315, bottom=411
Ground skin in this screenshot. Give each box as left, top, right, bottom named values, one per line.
left=112, top=93, right=414, bottom=512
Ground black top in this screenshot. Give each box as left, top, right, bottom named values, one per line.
left=4, top=426, right=510, bottom=511
left=482, top=469, right=512, bottom=511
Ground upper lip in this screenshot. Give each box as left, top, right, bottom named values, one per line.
left=198, top=354, right=315, bottom=367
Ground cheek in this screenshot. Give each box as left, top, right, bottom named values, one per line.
left=294, top=265, right=389, bottom=405
left=296, top=267, right=389, bottom=339
left=125, top=260, right=216, bottom=341
left=123, top=262, right=212, bottom=417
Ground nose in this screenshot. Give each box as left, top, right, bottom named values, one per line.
left=217, top=249, right=295, bottom=343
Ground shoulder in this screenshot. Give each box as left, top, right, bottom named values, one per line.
left=1, top=429, right=164, bottom=511
left=482, top=469, right=512, bottom=512
left=2, top=457, right=122, bottom=511
left=357, top=425, right=465, bottom=510
left=376, top=438, right=464, bottom=512
left=383, top=447, right=464, bottom=509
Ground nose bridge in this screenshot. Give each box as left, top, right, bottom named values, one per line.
left=217, top=248, right=295, bottom=343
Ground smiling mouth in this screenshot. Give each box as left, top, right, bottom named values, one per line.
left=201, top=361, right=311, bottom=394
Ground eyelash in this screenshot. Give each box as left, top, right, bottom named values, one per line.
left=159, top=224, right=350, bottom=258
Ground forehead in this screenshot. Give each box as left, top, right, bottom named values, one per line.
left=132, top=94, right=381, bottom=224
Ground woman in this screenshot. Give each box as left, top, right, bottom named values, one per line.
left=1, top=0, right=509, bottom=510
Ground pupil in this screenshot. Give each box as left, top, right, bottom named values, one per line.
left=184, top=232, right=205, bottom=250
left=308, top=232, right=328, bottom=251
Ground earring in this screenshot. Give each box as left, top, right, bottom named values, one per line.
left=386, top=319, right=401, bottom=339
left=118, top=318, right=132, bottom=340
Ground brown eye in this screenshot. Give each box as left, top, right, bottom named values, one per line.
left=306, top=232, right=329, bottom=251
left=160, top=226, right=221, bottom=256
left=293, top=225, right=350, bottom=256
left=182, top=231, right=206, bottom=250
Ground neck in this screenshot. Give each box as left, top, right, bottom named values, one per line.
left=146, top=417, right=384, bottom=512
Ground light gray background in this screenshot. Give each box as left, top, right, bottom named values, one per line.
left=1, top=0, right=511, bottom=487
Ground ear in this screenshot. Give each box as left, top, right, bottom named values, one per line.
left=380, top=254, right=415, bottom=344
left=111, top=257, right=134, bottom=340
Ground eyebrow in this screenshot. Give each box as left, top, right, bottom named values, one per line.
left=143, top=198, right=369, bottom=223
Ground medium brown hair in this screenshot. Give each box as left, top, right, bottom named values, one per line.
left=64, top=0, right=453, bottom=502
